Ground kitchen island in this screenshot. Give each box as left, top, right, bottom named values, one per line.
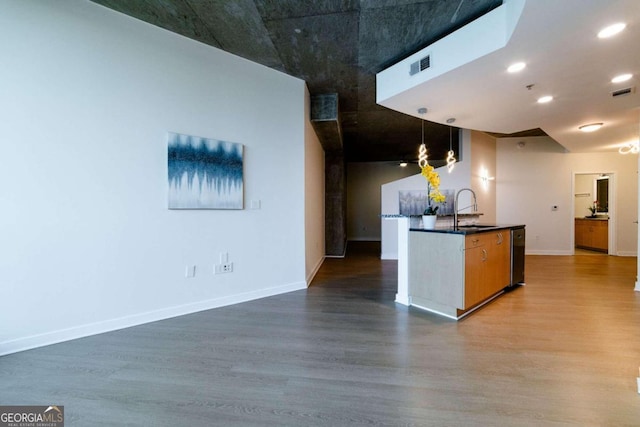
left=384, top=216, right=525, bottom=320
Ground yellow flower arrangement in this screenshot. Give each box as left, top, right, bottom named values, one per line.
left=418, top=142, right=445, bottom=215
left=421, top=164, right=446, bottom=215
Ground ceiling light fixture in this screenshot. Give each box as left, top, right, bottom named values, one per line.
left=446, top=118, right=456, bottom=173
left=612, top=73, right=633, bottom=83
left=598, top=22, right=626, bottom=38
left=579, top=123, right=603, bottom=132
left=417, top=108, right=428, bottom=169
left=619, top=141, right=639, bottom=155
left=537, top=95, right=553, bottom=103
left=507, top=62, right=526, bottom=73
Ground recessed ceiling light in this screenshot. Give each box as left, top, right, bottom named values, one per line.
left=579, top=123, right=603, bottom=132
left=537, top=95, right=553, bottom=103
left=612, top=73, right=632, bottom=83
left=399, top=161, right=408, bottom=167
left=598, top=22, right=626, bottom=38
left=507, top=62, right=526, bottom=73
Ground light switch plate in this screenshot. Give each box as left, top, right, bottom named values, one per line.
left=185, top=265, right=196, bottom=278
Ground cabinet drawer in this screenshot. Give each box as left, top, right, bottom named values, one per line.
left=465, top=231, right=507, bottom=249
left=465, top=234, right=487, bottom=249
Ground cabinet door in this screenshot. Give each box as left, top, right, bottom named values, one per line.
left=592, top=221, right=608, bottom=251
left=575, top=219, right=594, bottom=248
left=575, top=219, right=587, bottom=247
left=464, top=245, right=487, bottom=309
left=487, top=231, right=511, bottom=293
left=584, top=223, right=595, bottom=248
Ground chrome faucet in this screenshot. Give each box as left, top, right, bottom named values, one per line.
left=454, top=188, right=478, bottom=230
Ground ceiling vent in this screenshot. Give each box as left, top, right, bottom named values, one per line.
left=611, top=87, right=635, bottom=97
left=410, top=54, right=431, bottom=76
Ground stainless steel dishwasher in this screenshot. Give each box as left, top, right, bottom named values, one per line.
left=510, top=226, right=525, bottom=286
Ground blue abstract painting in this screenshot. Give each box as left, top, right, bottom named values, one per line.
left=168, top=132, right=243, bottom=209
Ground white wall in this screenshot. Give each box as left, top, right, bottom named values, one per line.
left=304, top=89, right=325, bottom=282
left=497, top=137, right=638, bottom=255
left=347, top=162, right=417, bottom=241
left=470, top=130, right=497, bottom=223
left=0, top=0, right=313, bottom=355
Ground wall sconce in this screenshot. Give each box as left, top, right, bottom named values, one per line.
left=480, top=168, right=495, bottom=187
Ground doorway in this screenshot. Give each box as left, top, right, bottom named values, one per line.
left=572, top=172, right=616, bottom=255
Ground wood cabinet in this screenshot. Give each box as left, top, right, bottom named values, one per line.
left=408, top=229, right=513, bottom=319
left=464, top=231, right=511, bottom=309
left=575, top=218, right=608, bottom=252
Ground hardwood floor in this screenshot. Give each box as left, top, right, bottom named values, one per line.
left=1, top=243, right=639, bottom=426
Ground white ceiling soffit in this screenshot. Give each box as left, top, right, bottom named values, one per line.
left=376, top=0, right=640, bottom=153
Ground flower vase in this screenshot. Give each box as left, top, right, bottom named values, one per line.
left=422, top=215, right=437, bottom=230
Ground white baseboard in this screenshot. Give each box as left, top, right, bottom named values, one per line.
left=635, top=282, right=640, bottom=292
left=525, top=250, right=573, bottom=256
left=306, top=256, right=325, bottom=285
left=0, top=281, right=306, bottom=357
left=527, top=250, right=637, bottom=257
left=616, top=251, right=638, bottom=257
left=381, top=252, right=398, bottom=260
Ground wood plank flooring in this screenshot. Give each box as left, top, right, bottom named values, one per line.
left=1, top=242, right=639, bottom=426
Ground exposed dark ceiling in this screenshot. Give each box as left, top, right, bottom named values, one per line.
left=90, top=0, right=506, bottom=162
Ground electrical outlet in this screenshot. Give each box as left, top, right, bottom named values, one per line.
left=214, top=262, right=233, bottom=274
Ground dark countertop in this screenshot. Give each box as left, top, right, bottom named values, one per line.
left=381, top=214, right=482, bottom=218
left=576, top=216, right=609, bottom=220
left=410, top=224, right=525, bottom=235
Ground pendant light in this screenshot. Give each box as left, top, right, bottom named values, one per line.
left=417, top=108, right=428, bottom=168
left=446, top=118, right=457, bottom=173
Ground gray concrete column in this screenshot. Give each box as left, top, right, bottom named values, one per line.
left=325, top=151, right=347, bottom=256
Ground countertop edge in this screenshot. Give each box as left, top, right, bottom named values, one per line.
left=409, top=224, right=525, bottom=235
